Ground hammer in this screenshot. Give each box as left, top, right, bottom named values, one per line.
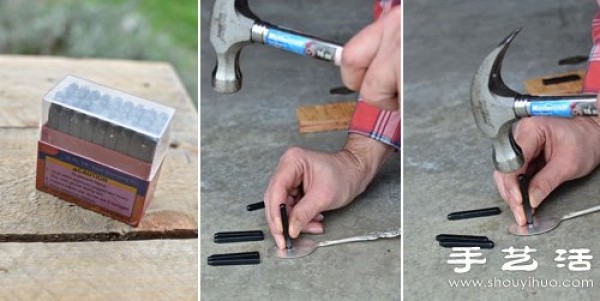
left=209, top=0, right=344, bottom=93
left=470, top=28, right=597, bottom=173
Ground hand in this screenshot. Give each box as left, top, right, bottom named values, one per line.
left=340, top=6, right=400, bottom=111
left=493, top=116, right=600, bottom=225
left=263, top=134, right=393, bottom=249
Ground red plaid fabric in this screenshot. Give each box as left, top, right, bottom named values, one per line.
left=582, top=11, right=600, bottom=92
left=347, top=0, right=400, bottom=149
left=348, top=97, right=400, bottom=148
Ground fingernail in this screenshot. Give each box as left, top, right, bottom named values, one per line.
left=510, top=187, right=521, bottom=205
left=274, top=217, right=282, bottom=233
left=517, top=212, right=525, bottom=226
left=314, top=214, right=324, bottom=222
left=304, top=224, right=324, bottom=234
left=511, top=207, right=524, bottom=226
left=275, top=235, right=285, bottom=249
left=289, top=221, right=302, bottom=238
left=531, top=188, right=543, bottom=208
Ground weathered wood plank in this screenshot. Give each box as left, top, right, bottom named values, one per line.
left=0, top=55, right=197, bottom=237
left=0, top=239, right=198, bottom=300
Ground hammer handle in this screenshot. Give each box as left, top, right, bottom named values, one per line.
left=516, top=95, right=597, bottom=117
left=252, top=23, right=343, bottom=65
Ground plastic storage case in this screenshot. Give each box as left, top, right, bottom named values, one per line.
left=36, top=76, right=175, bottom=226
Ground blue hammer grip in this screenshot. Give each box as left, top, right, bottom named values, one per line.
left=525, top=95, right=597, bottom=117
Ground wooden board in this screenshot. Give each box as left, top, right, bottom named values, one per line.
left=0, top=239, right=198, bottom=300
left=296, top=101, right=356, bottom=133
left=523, top=69, right=585, bottom=95
left=0, top=55, right=198, bottom=239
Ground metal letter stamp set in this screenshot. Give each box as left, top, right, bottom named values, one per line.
left=36, top=76, right=175, bottom=226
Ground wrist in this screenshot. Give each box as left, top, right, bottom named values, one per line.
left=340, top=133, right=394, bottom=191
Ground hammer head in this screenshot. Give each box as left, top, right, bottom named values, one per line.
left=470, top=28, right=524, bottom=173
left=210, top=0, right=259, bottom=93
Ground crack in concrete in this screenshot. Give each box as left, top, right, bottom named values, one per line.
left=0, top=229, right=198, bottom=243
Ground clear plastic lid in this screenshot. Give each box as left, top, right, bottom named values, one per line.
left=41, top=76, right=176, bottom=176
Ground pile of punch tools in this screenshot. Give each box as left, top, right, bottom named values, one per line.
left=208, top=201, right=292, bottom=266
left=438, top=206, right=501, bottom=249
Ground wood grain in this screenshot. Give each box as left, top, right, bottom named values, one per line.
left=296, top=101, right=356, bottom=133
left=0, top=55, right=198, bottom=238
left=0, top=239, right=198, bottom=300
left=523, top=69, right=585, bottom=95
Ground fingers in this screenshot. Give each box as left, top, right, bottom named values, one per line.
left=288, top=190, right=329, bottom=238
left=263, top=147, right=306, bottom=249
left=271, top=231, right=285, bottom=249
left=528, top=158, right=572, bottom=208
left=493, top=119, right=546, bottom=225
left=301, top=220, right=324, bottom=234
left=494, top=171, right=524, bottom=225
left=358, top=7, right=400, bottom=111
left=340, top=19, right=383, bottom=91
left=359, top=48, right=399, bottom=110
left=495, top=168, right=528, bottom=225
left=512, top=118, right=546, bottom=165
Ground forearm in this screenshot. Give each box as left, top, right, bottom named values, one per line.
left=341, top=133, right=394, bottom=191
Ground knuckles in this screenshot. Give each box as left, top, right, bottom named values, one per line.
left=341, top=51, right=363, bottom=91
left=291, top=208, right=314, bottom=228
left=280, top=146, right=306, bottom=163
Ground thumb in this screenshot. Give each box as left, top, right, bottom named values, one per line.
left=340, top=19, right=383, bottom=91
left=528, top=158, right=571, bottom=208
left=288, top=192, right=327, bottom=238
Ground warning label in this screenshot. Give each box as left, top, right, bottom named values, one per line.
left=43, top=157, right=137, bottom=217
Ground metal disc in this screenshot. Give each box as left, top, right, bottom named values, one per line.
left=508, top=216, right=560, bottom=236
left=267, top=238, right=318, bottom=259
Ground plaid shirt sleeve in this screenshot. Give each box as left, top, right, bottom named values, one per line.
left=347, top=0, right=401, bottom=150
left=348, top=99, right=400, bottom=149
left=582, top=11, right=600, bottom=92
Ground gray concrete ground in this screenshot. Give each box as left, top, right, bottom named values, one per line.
left=405, top=1, right=599, bottom=300
left=200, top=1, right=400, bottom=300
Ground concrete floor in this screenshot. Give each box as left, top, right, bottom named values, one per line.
left=200, top=1, right=400, bottom=300
left=405, top=1, right=599, bottom=300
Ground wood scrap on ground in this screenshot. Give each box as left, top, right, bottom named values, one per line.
left=296, top=101, right=356, bottom=133
left=523, top=70, right=585, bottom=95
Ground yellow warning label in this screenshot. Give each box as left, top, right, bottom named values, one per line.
left=45, top=157, right=137, bottom=194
